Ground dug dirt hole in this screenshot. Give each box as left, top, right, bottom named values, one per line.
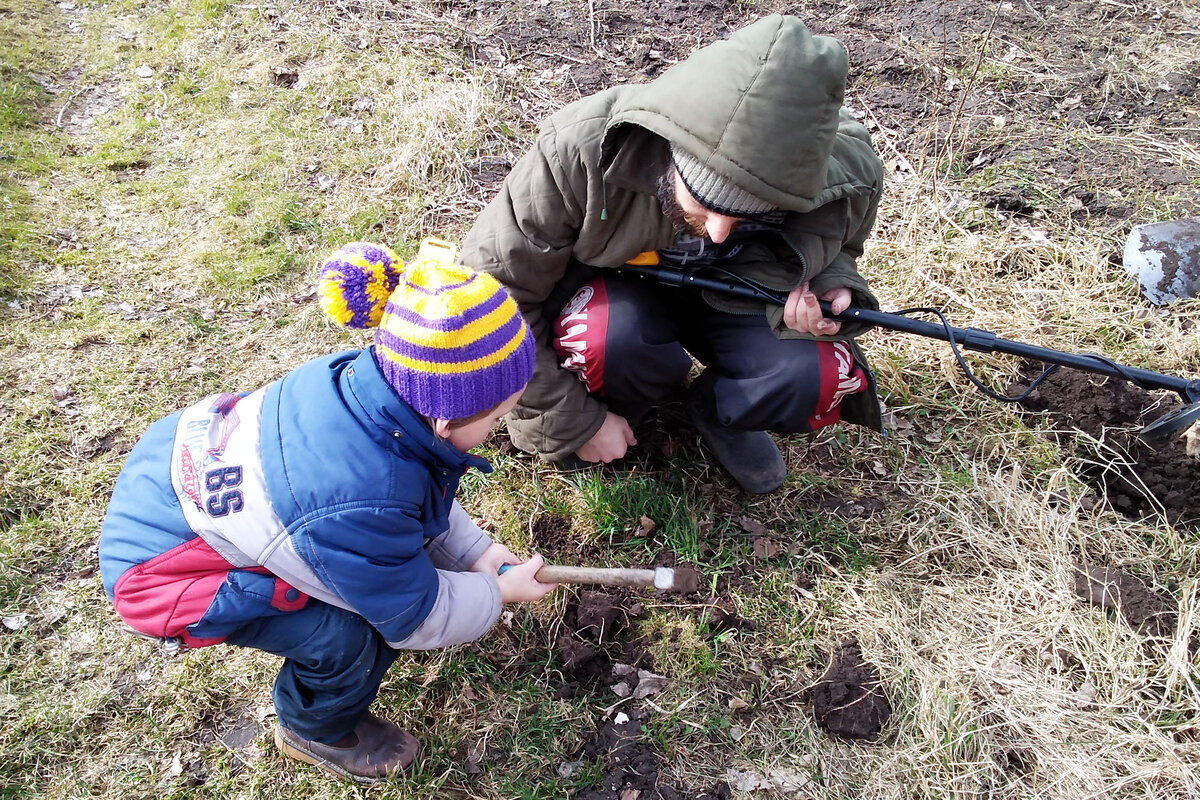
left=554, top=589, right=648, bottom=697
left=571, top=708, right=731, bottom=800
left=1016, top=369, right=1200, bottom=527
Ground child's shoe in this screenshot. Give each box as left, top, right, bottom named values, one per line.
left=274, top=712, right=420, bottom=783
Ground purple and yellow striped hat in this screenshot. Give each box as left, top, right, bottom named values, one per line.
left=318, top=240, right=535, bottom=420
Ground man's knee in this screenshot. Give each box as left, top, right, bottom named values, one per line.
left=552, top=279, right=610, bottom=394
left=552, top=276, right=690, bottom=400
left=708, top=340, right=870, bottom=433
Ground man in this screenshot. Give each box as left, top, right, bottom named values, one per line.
left=460, top=14, right=884, bottom=494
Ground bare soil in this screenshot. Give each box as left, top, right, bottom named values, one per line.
left=810, top=638, right=892, bottom=742
left=1072, top=565, right=1177, bottom=638
left=554, top=590, right=737, bottom=798
left=441, top=0, right=1199, bottom=224
left=572, top=708, right=731, bottom=800
left=1016, top=370, right=1200, bottom=527
left=554, top=588, right=649, bottom=698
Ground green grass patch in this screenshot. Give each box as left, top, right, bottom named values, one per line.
left=573, top=472, right=704, bottom=559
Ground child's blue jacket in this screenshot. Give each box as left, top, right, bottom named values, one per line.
left=99, top=348, right=502, bottom=649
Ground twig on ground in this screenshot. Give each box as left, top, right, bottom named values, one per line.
left=55, top=85, right=92, bottom=128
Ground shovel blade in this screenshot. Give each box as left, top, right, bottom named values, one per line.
left=1123, top=217, right=1200, bottom=305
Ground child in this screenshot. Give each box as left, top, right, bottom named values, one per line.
left=99, top=240, right=559, bottom=783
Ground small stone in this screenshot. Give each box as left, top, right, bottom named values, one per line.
left=2, top=614, right=29, bottom=630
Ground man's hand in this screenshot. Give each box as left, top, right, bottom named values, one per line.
left=574, top=411, right=636, bottom=463
left=495, top=553, right=559, bottom=603
left=783, top=282, right=851, bottom=336
left=469, top=541, right=520, bottom=576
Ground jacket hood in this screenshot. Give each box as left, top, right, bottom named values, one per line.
left=608, top=15, right=848, bottom=212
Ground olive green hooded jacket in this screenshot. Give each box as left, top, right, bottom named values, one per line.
left=460, top=15, right=884, bottom=460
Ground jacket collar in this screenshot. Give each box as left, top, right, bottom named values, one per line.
left=341, top=348, right=493, bottom=476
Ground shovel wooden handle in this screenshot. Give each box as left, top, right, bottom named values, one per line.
left=533, top=565, right=658, bottom=588
left=498, top=563, right=696, bottom=591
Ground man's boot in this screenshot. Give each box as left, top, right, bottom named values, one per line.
left=686, top=373, right=786, bottom=494
left=275, top=711, right=421, bottom=783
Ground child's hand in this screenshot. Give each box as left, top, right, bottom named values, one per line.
left=496, top=553, right=559, bottom=603
left=469, top=541, right=520, bottom=576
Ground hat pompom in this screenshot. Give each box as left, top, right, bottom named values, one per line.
left=318, top=242, right=404, bottom=329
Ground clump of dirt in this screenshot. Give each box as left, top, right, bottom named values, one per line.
left=1016, top=369, right=1200, bottom=527
left=811, top=638, right=892, bottom=741
left=816, top=491, right=887, bottom=520
left=572, top=708, right=731, bottom=800
left=665, top=566, right=699, bottom=593
left=576, top=589, right=626, bottom=639
left=528, top=509, right=606, bottom=569
left=703, top=596, right=757, bottom=638
left=554, top=589, right=648, bottom=698
left=984, top=189, right=1038, bottom=217
left=1072, top=565, right=1177, bottom=637
left=530, top=511, right=574, bottom=552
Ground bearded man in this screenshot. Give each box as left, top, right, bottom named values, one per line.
left=460, top=14, right=884, bottom=494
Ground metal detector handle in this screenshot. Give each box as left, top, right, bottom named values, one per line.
left=621, top=264, right=1008, bottom=355
left=816, top=302, right=1002, bottom=353
left=815, top=303, right=1199, bottom=401
left=617, top=263, right=1200, bottom=403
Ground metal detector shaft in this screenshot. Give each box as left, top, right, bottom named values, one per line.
left=619, top=264, right=1200, bottom=403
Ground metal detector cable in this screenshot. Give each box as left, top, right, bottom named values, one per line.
left=894, top=305, right=1056, bottom=402
left=890, top=306, right=1155, bottom=403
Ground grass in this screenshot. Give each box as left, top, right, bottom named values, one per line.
left=1, top=0, right=1199, bottom=798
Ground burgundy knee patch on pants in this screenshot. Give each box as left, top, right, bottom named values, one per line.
left=552, top=279, right=609, bottom=395
left=808, top=341, right=869, bottom=430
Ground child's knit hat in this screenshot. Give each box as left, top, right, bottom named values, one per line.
left=318, top=239, right=535, bottom=421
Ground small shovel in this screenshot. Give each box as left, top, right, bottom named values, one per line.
left=1123, top=217, right=1200, bottom=305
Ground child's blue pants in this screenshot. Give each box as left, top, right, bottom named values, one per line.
left=225, top=600, right=400, bottom=743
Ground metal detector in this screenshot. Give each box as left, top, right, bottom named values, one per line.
left=617, top=264, right=1200, bottom=442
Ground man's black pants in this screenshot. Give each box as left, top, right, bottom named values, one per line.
left=551, top=271, right=868, bottom=432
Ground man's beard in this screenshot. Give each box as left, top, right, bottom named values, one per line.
left=656, top=170, right=707, bottom=238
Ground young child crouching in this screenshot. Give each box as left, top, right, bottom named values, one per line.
left=98, top=240, right=558, bottom=783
